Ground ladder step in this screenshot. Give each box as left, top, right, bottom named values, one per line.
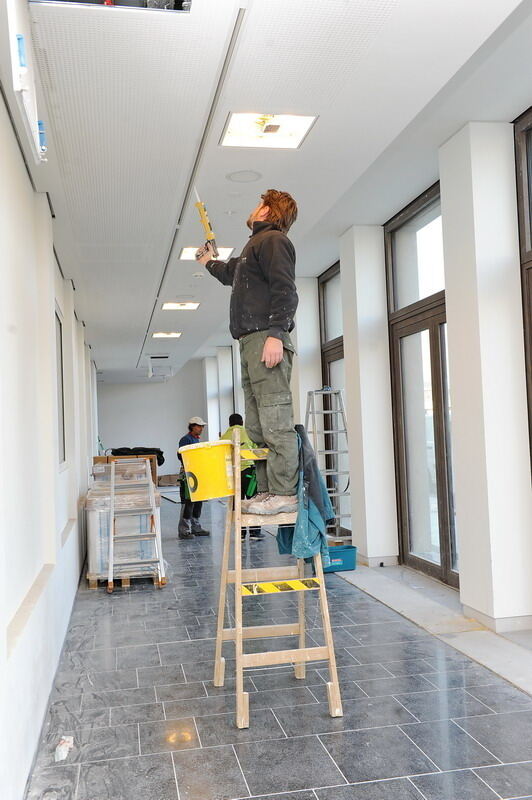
left=326, top=491, right=350, bottom=498
left=242, top=645, right=329, bottom=668
left=323, top=469, right=350, bottom=475
left=309, top=409, right=343, bottom=414
left=114, top=533, right=156, bottom=542
left=317, top=450, right=349, bottom=455
left=222, top=623, right=300, bottom=641
left=115, top=480, right=152, bottom=488
left=114, top=507, right=153, bottom=516
left=241, top=578, right=320, bottom=596
left=227, top=566, right=299, bottom=583
left=113, top=558, right=160, bottom=567
left=313, top=430, right=348, bottom=435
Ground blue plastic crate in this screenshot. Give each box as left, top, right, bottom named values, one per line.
left=324, top=544, right=357, bottom=573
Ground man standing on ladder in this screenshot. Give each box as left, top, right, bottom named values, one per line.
left=197, top=190, right=299, bottom=515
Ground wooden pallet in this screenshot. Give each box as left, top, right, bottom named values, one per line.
left=87, top=574, right=166, bottom=590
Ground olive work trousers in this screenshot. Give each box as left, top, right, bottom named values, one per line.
left=239, top=330, right=298, bottom=497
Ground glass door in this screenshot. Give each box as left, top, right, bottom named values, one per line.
left=391, top=311, right=458, bottom=586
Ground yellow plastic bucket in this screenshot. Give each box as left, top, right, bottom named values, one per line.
left=178, top=440, right=234, bottom=501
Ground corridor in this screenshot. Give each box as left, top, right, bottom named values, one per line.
left=25, top=500, right=532, bottom=800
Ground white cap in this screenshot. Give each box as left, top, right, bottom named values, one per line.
left=188, top=416, right=207, bottom=426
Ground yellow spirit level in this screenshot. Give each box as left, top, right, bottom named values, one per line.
left=194, top=187, right=219, bottom=258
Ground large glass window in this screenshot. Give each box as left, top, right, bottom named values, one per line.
left=55, top=312, right=66, bottom=464
left=514, top=107, right=532, bottom=464
left=386, top=185, right=458, bottom=587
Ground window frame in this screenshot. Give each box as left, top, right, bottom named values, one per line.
left=514, top=106, right=532, bottom=462
left=55, top=308, right=67, bottom=466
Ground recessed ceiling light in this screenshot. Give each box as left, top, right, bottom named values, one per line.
left=221, top=113, right=317, bottom=149
left=162, top=302, right=200, bottom=311
left=179, top=247, right=234, bottom=260
left=226, top=170, right=262, bottom=183
left=152, top=332, right=182, bottom=338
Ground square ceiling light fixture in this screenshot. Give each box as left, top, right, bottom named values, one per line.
left=152, top=331, right=182, bottom=338
left=162, top=302, right=200, bottom=311
left=179, top=247, right=234, bottom=260
left=221, top=113, right=317, bottom=149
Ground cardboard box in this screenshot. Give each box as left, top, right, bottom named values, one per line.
left=93, top=454, right=158, bottom=484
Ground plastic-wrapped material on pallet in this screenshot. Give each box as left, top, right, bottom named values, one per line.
left=92, top=461, right=149, bottom=483
left=85, top=489, right=162, bottom=579
left=85, top=488, right=161, bottom=511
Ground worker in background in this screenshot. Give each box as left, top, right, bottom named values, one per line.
left=177, top=416, right=210, bottom=539
left=197, top=190, right=299, bottom=516
left=220, top=413, right=264, bottom=540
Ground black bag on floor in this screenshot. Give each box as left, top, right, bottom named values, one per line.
left=110, top=446, right=165, bottom=466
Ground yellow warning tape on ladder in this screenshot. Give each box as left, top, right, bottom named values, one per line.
left=240, top=448, right=269, bottom=461
left=241, top=578, right=320, bottom=595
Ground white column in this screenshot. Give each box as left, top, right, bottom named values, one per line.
left=439, top=122, right=532, bottom=631
left=202, top=356, right=220, bottom=439
left=216, top=346, right=234, bottom=434
left=291, top=277, right=322, bottom=425
left=340, top=226, right=398, bottom=565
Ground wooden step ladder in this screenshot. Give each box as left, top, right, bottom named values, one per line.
left=213, top=427, right=343, bottom=728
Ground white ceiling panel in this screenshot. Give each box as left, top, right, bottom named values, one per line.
left=26, top=0, right=527, bottom=380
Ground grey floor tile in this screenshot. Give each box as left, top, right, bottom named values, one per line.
left=77, top=753, right=178, bottom=800
left=395, top=688, right=494, bottom=722
left=59, top=648, right=117, bottom=672
left=185, top=621, right=218, bottom=639
left=344, top=622, right=431, bottom=646
left=24, top=765, right=79, bottom=800
left=400, top=719, right=498, bottom=770
left=235, top=735, right=345, bottom=795
left=164, top=694, right=237, bottom=719
left=476, top=761, right=532, bottom=798
left=116, top=645, right=161, bottom=669
left=250, top=667, right=326, bottom=691
left=319, top=726, right=436, bottom=783
left=172, top=744, right=249, bottom=800
left=322, top=664, right=392, bottom=682
left=111, top=702, right=165, bottom=725
left=423, top=652, right=476, bottom=671
left=159, top=639, right=221, bottom=665
left=181, top=657, right=236, bottom=682
left=195, top=707, right=285, bottom=747
left=37, top=723, right=140, bottom=768
left=204, top=676, right=257, bottom=695
left=250, top=685, right=318, bottom=709
left=139, top=718, right=199, bottom=754
left=465, top=683, right=532, bottom=713
left=355, top=675, right=436, bottom=697
left=315, top=778, right=423, bottom=799
left=309, top=680, right=368, bottom=703
left=307, top=627, right=362, bottom=647
left=82, top=686, right=156, bottom=708
left=44, top=698, right=110, bottom=733
left=155, top=682, right=207, bottom=702
left=410, top=769, right=499, bottom=799
left=421, top=665, right=504, bottom=690
left=345, top=641, right=461, bottom=665
left=276, top=695, right=416, bottom=736
left=456, top=710, right=532, bottom=762
left=137, top=664, right=185, bottom=687
left=379, top=659, right=435, bottom=677
left=246, top=793, right=316, bottom=800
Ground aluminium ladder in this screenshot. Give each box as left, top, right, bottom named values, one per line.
left=305, top=388, right=351, bottom=540
left=213, top=427, right=343, bottom=728
left=107, top=458, right=166, bottom=593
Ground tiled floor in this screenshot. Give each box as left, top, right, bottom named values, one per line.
left=25, top=500, right=532, bottom=800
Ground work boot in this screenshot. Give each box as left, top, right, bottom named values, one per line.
left=241, top=492, right=270, bottom=512
left=191, top=518, right=210, bottom=536
left=249, top=528, right=264, bottom=540
left=178, top=509, right=194, bottom=539
left=246, top=494, right=298, bottom=515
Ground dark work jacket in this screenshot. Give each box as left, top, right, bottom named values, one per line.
left=206, top=221, right=298, bottom=340
left=177, top=433, right=201, bottom=465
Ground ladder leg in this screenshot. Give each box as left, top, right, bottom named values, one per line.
left=314, top=553, right=343, bottom=717
left=107, top=462, right=116, bottom=593
left=294, top=558, right=306, bottom=679
left=213, top=497, right=233, bottom=687
left=233, top=428, right=249, bottom=728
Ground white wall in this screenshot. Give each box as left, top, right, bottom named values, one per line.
left=0, top=95, right=95, bottom=799
left=291, top=278, right=323, bottom=425
left=97, top=359, right=206, bottom=474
